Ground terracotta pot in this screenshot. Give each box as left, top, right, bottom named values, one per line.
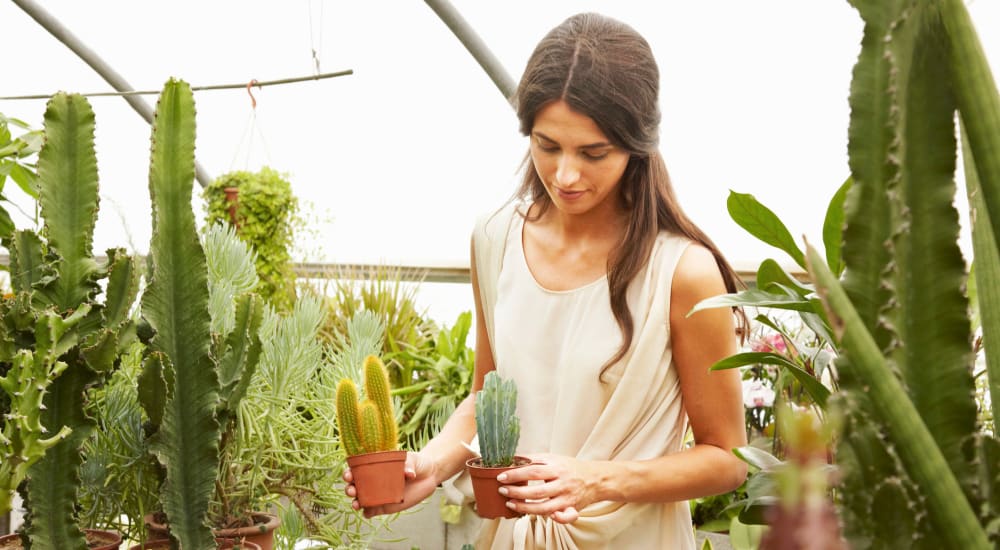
left=143, top=512, right=279, bottom=550
left=223, top=186, right=240, bottom=226
left=466, top=456, right=532, bottom=519
left=347, top=449, right=407, bottom=507
left=128, top=537, right=261, bottom=550
left=0, top=529, right=122, bottom=549
left=213, top=513, right=280, bottom=550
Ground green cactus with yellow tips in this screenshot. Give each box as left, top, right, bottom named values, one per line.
left=335, top=354, right=399, bottom=456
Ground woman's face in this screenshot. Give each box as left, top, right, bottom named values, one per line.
left=529, top=99, right=630, bottom=217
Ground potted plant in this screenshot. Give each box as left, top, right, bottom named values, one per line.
left=335, top=354, right=407, bottom=507
left=202, top=167, right=300, bottom=313
left=465, top=371, right=530, bottom=519
left=0, top=92, right=140, bottom=548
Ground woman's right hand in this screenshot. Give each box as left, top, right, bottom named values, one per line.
left=343, top=451, right=440, bottom=518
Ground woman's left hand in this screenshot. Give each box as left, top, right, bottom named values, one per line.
left=496, top=453, right=601, bottom=524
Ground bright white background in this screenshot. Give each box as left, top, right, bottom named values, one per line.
left=2, top=1, right=998, bottom=325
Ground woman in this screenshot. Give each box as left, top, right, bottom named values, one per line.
left=345, top=12, right=748, bottom=549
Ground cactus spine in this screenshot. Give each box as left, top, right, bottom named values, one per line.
left=474, top=371, right=519, bottom=467
left=335, top=354, right=398, bottom=456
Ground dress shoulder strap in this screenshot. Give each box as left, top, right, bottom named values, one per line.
left=472, top=201, right=521, bottom=360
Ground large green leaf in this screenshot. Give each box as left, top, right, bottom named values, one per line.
left=35, top=93, right=100, bottom=311
left=807, top=243, right=989, bottom=548
left=711, top=352, right=830, bottom=408
left=140, top=78, right=217, bottom=550
left=689, top=289, right=816, bottom=315
left=822, top=176, right=851, bottom=276
left=727, top=191, right=805, bottom=269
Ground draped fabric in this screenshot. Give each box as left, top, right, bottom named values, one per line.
left=462, top=202, right=696, bottom=550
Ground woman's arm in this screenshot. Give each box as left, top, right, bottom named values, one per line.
left=500, top=243, right=747, bottom=520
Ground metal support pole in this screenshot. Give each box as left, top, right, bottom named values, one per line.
left=423, top=0, right=517, bottom=107
left=11, top=0, right=213, bottom=188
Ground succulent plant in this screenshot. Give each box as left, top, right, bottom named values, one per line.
left=336, top=355, right=399, bottom=456
left=474, top=371, right=520, bottom=468
left=0, top=92, right=141, bottom=547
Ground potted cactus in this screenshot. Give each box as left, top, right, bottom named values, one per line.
left=465, top=371, right=530, bottom=519
left=335, top=354, right=407, bottom=507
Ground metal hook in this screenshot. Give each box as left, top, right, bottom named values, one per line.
left=246, top=79, right=259, bottom=109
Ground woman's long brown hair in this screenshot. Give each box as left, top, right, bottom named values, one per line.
left=512, top=12, right=748, bottom=372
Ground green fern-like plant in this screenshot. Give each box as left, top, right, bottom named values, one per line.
left=474, top=371, right=520, bottom=468
left=336, top=355, right=399, bottom=456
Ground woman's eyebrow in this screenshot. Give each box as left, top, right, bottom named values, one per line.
left=533, top=130, right=612, bottom=149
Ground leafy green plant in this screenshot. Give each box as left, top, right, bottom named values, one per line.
left=203, top=167, right=300, bottom=312
left=337, top=355, right=400, bottom=456
left=0, top=112, right=42, bottom=240
left=312, top=264, right=437, bottom=390
left=0, top=93, right=141, bottom=547
left=392, top=311, right=475, bottom=450
left=474, top=371, right=520, bottom=468
left=78, top=341, right=160, bottom=543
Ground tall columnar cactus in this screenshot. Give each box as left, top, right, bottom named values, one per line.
left=335, top=355, right=398, bottom=456
left=474, top=371, right=519, bottom=468
left=136, top=78, right=264, bottom=549
left=806, top=1, right=1000, bottom=548
left=0, top=92, right=141, bottom=548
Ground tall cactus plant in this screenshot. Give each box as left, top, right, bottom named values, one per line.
left=0, top=93, right=141, bottom=547
left=336, top=354, right=399, bottom=456
left=474, top=371, right=520, bottom=468
left=805, top=1, right=1000, bottom=548
left=137, top=78, right=264, bottom=549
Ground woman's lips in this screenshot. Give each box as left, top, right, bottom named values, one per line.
left=555, top=187, right=585, bottom=200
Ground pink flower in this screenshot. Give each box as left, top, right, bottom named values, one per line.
left=752, top=333, right=787, bottom=354
left=742, top=379, right=776, bottom=408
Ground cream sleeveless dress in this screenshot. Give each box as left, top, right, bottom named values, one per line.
left=468, top=203, right=696, bottom=550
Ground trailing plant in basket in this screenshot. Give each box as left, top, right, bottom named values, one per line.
left=203, top=167, right=299, bottom=312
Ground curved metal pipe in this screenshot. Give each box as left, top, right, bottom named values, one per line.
left=12, top=0, right=213, bottom=187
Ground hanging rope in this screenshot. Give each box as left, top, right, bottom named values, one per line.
left=307, top=0, right=325, bottom=75
left=230, top=79, right=272, bottom=172
left=0, top=70, right=353, bottom=100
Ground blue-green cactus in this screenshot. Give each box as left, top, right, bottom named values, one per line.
left=474, top=372, right=520, bottom=468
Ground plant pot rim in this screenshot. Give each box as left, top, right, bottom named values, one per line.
left=128, top=537, right=262, bottom=550
left=0, top=529, right=123, bottom=550
left=346, top=449, right=407, bottom=466
left=466, top=455, right=532, bottom=470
